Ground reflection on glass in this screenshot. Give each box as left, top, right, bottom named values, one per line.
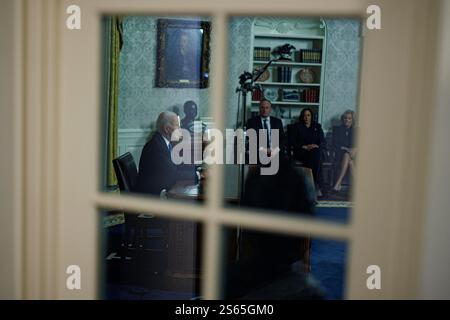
left=101, top=210, right=203, bottom=300
left=329, top=110, right=358, bottom=194
left=100, top=15, right=212, bottom=204
left=221, top=227, right=347, bottom=300
left=224, top=17, right=362, bottom=222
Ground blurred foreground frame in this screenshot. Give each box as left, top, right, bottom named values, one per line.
left=156, top=18, right=211, bottom=88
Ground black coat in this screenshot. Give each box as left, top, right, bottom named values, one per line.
left=136, top=132, right=196, bottom=196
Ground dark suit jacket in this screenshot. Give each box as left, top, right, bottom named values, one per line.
left=245, top=116, right=286, bottom=152
left=288, top=122, right=325, bottom=160
left=136, top=132, right=196, bottom=196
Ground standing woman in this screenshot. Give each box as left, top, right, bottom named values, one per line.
left=290, top=108, right=325, bottom=195
left=332, top=110, right=357, bottom=192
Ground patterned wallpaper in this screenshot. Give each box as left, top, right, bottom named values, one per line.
left=118, top=17, right=361, bottom=133
left=226, top=17, right=254, bottom=128
left=322, top=19, right=362, bottom=133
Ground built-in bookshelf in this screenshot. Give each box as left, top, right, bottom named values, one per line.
left=250, top=18, right=327, bottom=128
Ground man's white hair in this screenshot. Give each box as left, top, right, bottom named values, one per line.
left=156, top=111, right=178, bottom=133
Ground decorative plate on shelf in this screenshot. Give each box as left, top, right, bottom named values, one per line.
left=298, top=68, right=315, bottom=83
left=263, top=88, right=278, bottom=102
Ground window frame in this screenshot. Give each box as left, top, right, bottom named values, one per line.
left=19, top=0, right=440, bottom=299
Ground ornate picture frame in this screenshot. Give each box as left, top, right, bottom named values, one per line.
left=156, top=19, right=211, bottom=88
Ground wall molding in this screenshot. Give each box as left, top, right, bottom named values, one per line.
left=118, top=128, right=151, bottom=163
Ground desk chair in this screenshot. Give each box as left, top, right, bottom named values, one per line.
left=113, top=152, right=138, bottom=193
left=291, top=161, right=317, bottom=202
left=112, top=152, right=156, bottom=250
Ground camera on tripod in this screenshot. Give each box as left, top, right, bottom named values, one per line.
left=238, top=72, right=254, bottom=92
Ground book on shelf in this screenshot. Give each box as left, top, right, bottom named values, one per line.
left=253, top=47, right=271, bottom=61
left=277, top=66, right=292, bottom=83
left=252, top=87, right=263, bottom=101
left=298, top=49, right=322, bottom=63
left=300, top=88, right=320, bottom=103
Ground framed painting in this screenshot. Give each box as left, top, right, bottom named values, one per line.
left=156, top=19, right=211, bottom=88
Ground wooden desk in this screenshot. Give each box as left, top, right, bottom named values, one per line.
left=164, top=181, right=203, bottom=293
left=165, top=180, right=238, bottom=291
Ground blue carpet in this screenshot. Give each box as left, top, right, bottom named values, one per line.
left=310, top=207, right=349, bottom=300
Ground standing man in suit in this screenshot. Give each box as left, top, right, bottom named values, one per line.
left=245, top=99, right=286, bottom=160
left=136, top=111, right=197, bottom=196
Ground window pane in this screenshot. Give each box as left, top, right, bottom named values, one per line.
left=220, top=227, right=348, bottom=300
left=223, top=16, right=362, bottom=224
left=100, top=15, right=213, bottom=206
left=100, top=209, right=203, bottom=299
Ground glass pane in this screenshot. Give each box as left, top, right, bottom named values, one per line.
left=220, top=227, right=348, bottom=300
left=100, top=15, right=214, bottom=205
left=223, top=16, right=362, bottom=223
left=100, top=209, right=203, bottom=300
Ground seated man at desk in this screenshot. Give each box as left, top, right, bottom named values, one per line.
left=136, top=111, right=197, bottom=196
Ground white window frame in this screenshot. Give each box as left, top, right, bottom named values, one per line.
left=16, top=0, right=440, bottom=299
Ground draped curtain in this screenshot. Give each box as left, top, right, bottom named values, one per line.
left=105, top=16, right=123, bottom=189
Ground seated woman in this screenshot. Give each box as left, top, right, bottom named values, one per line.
left=289, top=108, right=325, bottom=196
left=332, top=110, right=357, bottom=192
